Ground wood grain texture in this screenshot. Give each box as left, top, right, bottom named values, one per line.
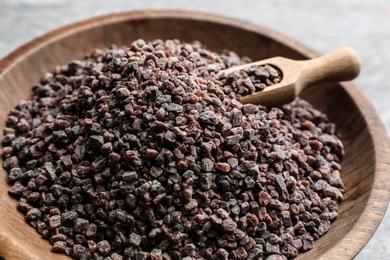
left=224, top=47, right=361, bottom=107
left=0, top=10, right=389, bottom=260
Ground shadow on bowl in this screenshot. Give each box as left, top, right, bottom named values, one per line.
left=0, top=10, right=389, bottom=260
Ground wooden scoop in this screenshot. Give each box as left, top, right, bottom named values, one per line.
left=217, top=47, right=360, bottom=107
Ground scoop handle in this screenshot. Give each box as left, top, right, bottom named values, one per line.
left=297, top=47, right=360, bottom=92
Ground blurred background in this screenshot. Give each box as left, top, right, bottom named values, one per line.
left=1, top=0, right=389, bottom=259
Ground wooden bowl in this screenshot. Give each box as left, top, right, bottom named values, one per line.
left=1, top=10, right=389, bottom=260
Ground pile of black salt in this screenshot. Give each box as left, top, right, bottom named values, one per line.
left=2, top=39, right=344, bottom=260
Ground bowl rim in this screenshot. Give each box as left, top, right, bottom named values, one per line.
left=0, top=9, right=390, bottom=260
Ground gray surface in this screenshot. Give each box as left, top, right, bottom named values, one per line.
left=0, top=0, right=389, bottom=259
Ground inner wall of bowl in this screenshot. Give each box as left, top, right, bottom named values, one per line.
left=0, top=13, right=373, bottom=259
